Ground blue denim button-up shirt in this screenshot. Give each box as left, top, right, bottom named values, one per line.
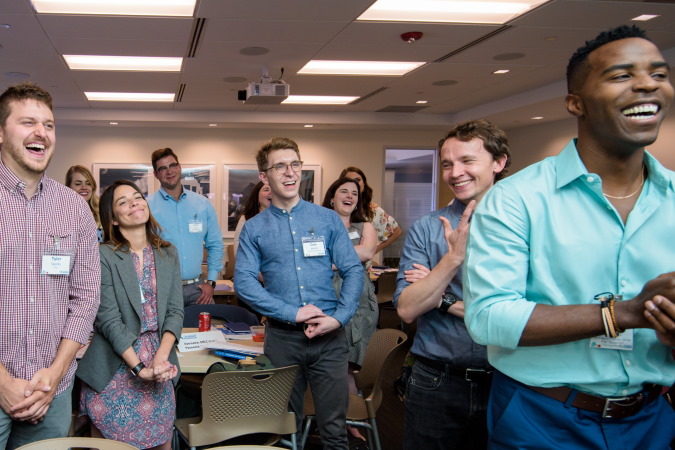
left=234, top=199, right=363, bottom=326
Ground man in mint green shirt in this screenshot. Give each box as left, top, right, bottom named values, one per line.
left=464, top=25, right=675, bottom=448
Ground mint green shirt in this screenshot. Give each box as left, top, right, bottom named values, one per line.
left=464, top=139, right=675, bottom=397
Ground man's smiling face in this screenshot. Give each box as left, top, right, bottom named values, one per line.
left=0, top=99, right=55, bottom=178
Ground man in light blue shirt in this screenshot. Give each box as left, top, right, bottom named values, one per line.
left=147, top=148, right=223, bottom=306
left=235, top=137, right=362, bottom=450
left=464, top=25, right=675, bottom=448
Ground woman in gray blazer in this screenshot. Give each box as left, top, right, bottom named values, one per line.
left=76, top=180, right=183, bottom=450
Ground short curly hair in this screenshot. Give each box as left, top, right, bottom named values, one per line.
left=566, top=25, right=649, bottom=93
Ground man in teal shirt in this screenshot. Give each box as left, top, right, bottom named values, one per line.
left=464, top=25, right=675, bottom=448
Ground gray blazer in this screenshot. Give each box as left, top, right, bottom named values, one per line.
left=76, top=244, right=184, bottom=392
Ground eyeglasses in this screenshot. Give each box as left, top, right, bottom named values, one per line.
left=265, top=160, right=303, bottom=174
left=156, top=162, right=179, bottom=173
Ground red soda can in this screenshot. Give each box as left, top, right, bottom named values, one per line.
left=199, top=312, right=211, bottom=332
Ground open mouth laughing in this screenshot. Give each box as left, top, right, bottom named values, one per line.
left=621, top=103, right=659, bottom=121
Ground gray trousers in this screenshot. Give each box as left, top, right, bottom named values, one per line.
left=182, top=279, right=203, bottom=306
left=265, top=325, right=349, bottom=450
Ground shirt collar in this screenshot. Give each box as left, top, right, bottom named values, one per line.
left=158, top=186, right=186, bottom=201
left=0, top=159, right=47, bottom=195
left=268, top=198, right=306, bottom=216
left=556, top=138, right=674, bottom=193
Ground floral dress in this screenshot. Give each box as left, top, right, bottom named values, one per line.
left=80, top=246, right=175, bottom=449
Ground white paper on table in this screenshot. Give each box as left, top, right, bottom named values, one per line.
left=178, top=330, right=227, bottom=352
left=206, top=341, right=264, bottom=355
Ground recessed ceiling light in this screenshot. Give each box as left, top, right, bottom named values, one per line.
left=304, top=124, right=314, bottom=128
left=209, top=123, right=218, bottom=127
left=31, top=0, right=197, bottom=16
left=0, top=24, right=11, bottom=29
left=416, top=100, right=428, bottom=104
left=239, top=47, right=269, bottom=56
left=85, top=92, right=175, bottom=102
left=4, top=72, right=30, bottom=79
left=109, top=122, right=118, bottom=125
left=493, top=69, right=510, bottom=74
left=64, top=55, right=182, bottom=72
left=632, top=14, right=659, bottom=21
left=298, top=60, right=424, bottom=76
left=531, top=116, right=543, bottom=120
left=357, top=0, right=549, bottom=24
left=282, top=95, right=359, bottom=105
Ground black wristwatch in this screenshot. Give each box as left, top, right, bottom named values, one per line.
left=130, top=362, right=145, bottom=376
left=206, top=280, right=216, bottom=288
left=439, top=293, right=458, bottom=313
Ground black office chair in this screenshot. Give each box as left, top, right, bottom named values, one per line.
left=183, top=304, right=259, bottom=328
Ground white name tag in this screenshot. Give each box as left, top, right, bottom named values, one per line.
left=348, top=230, right=360, bottom=240
left=189, top=220, right=203, bottom=233
left=41, top=254, right=71, bottom=275
left=589, top=329, right=634, bottom=351
left=302, top=236, right=326, bottom=257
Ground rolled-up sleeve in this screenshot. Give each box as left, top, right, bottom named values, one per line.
left=463, top=184, right=536, bottom=349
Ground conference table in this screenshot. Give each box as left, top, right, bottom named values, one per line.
left=177, top=327, right=264, bottom=374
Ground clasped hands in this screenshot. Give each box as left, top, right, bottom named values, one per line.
left=633, top=272, right=675, bottom=347
left=2, top=367, right=59, bottom=424
left=295, top=304, right=340, bottom=339
left=137, top=357, right=177, bottom=383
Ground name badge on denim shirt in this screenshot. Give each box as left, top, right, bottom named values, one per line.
left=189, top=219, right=203, bottom=233
left=302, top=236, right=326, bottom=257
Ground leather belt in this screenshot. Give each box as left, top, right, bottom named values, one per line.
left=414, top=355, right=493, bottom=383
left=181, top=277, right=200, bottom=286
left=268, top=318, right=305, bottom=332
left=527, top=383, right=663, bottom=419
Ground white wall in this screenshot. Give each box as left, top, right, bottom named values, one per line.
left=47, top=126, right=448, bottom=221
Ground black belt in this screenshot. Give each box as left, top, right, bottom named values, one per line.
left=527, top=383, right=663, bottom=419
left=268, top=318, right=305, bottom=332
left=414, top=355, right=493, bottom=383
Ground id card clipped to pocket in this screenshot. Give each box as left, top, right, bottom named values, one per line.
left=302, top=228, right=326, bottom=257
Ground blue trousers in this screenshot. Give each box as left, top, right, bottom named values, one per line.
left=404, top=359, right=490, bottom=450
left=488, top=371, right=675, bottom=450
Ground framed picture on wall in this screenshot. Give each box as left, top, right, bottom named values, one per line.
left=221, top=164, right=321, bottom=237
left=162, top=164, right=217, bottom=209
left=92, top=163, right=155, bottom=197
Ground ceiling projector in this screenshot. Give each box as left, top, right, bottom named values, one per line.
left=238, top=68, right=289, bottom=104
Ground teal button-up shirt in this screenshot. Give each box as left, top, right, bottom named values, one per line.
left=464, top=139, right=675, bottom=396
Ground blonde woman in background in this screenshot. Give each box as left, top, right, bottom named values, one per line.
left=66, top=165, right=103, bottom=242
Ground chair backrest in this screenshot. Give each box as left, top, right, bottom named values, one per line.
left=16, top=437, right=138, bottom=450
left=223, top=244, right=235, bottom=280
left=187, top=365, right=299, bottom=447
left=375, top=272, right=397, bottom=303
left=183, top=304, right=258, bottom=328
left=353, top=328, right=407, bottom=396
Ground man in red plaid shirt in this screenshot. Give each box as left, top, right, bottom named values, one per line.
left=0, top=82, right=100, bottom=449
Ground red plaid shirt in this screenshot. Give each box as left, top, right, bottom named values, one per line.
left=0, top=161, right=100, bottom=394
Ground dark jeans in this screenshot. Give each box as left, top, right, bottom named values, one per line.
left=265, top=325, right=349, bottom=450
left=404, top=359, right=490, bottom=450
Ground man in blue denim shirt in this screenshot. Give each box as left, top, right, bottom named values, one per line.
left=393, top=120, right=510, bottom=450
left=235, top=137, right=362, bottom=449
